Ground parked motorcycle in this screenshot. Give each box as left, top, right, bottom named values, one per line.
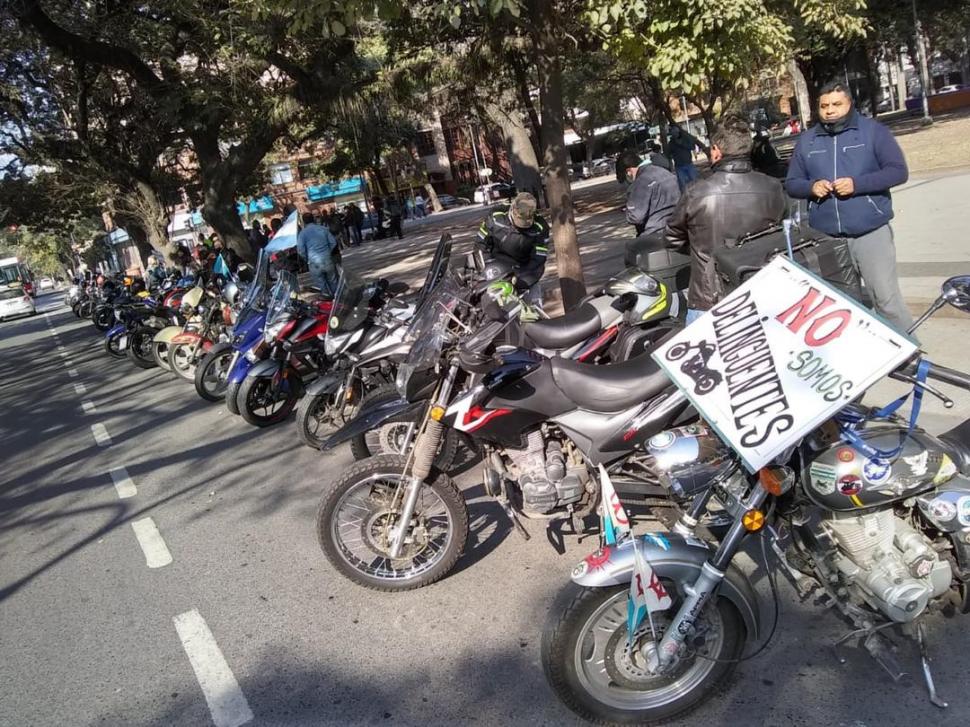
left=540, top=274, right=970, bottom=724
left=167, top=282, right=238, bottom=381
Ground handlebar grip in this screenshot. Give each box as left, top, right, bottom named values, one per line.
left=927, top=363, right=970, bottom=391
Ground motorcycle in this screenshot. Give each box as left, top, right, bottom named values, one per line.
left=314, top=261, right=697, bottom=591
left=541, top=274, right=970, bottom=724
left=167, top=282, right=238, bottom=381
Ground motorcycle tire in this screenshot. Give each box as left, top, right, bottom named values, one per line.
left=194, top=343, right=234, bottom=402
left=152, top=341, right=173, bottom=372
left=167, top=342, right=198, bottom=382
left=541, top=583, right=743, bottom=725
left=349, top=383, right=459, bottom=470
left=77, top=300, right=93, bottom=319
left=238, top=373, right=299, bottom=427
left=295, top=380, right=363, bottom=450
left=72, top=301, right=83, bottom=318
left=126, top=327, right=158, bottom=369
left=226, top=379, right=242, bottom=415
left=93, top=306, right=114, bottom=332
left=316, top=454, right=468, bottom=591
left=104, top=334, right=127, bottom=359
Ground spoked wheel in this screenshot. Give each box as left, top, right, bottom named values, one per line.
left=295, top=382, right=361, bottom=449
left=239, top=373, right=298, bottom=427
left=194, top=343, right=234, bottom=401
left=167, top=342, right=199, bottom=381
left=542, top=583, right=743, bottom=725
left=350, top=384, right=459, bottom=470
left=153, top=341, right=173, bottom=372
left=126, top=327, right=158, bottom=369
left=316, top=454, right=468, bottom=591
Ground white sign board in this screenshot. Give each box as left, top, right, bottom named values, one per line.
left=652, top=257, right=918, bottom=472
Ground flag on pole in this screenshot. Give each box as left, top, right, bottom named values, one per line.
left=598, top=464, right=631, bottom=545
left=627, top=538, right=674, bottom=639
left=213, top=253, right=230, bottom=277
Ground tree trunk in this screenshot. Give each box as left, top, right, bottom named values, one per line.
left=483, top=101, right=543, bottom=204
left=584, top=132, right=595, bottom=176
left=423, top=182, right=443, bottom=212
left=201, top=177, right=254, bottom=263
left=511, top=58, right=544, bottom=162
left=529, top=0, right=585, bottom=310
left=132, top=180, right=175, bottom=266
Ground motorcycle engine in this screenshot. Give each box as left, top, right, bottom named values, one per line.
left=506, top=430, right=590, bottom=515
left=820, top=510, right=951, bottom=622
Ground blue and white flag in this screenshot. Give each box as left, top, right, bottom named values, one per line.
left=598, top=464, right=631, bottom=545
left=213, top=253, right=231, bottom=277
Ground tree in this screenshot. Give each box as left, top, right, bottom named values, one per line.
left=562, top=52, right=630, bottom=171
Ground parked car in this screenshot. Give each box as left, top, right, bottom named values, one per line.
left=39, top=277, right=54, bottom=291
left=435, top=194, right=470, bottom=210
left=0, top=287, right=37, bottom=321
left=590, top=158, right=615, bottom=176
left=473, top=182, right=516, bottom=204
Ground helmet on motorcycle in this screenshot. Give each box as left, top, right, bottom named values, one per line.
left=605, top=267, right=673, bottom=323
left=222, top=281, right=240, bottom=306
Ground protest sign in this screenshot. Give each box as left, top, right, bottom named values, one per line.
left=652, top=257, right=918, bottom=472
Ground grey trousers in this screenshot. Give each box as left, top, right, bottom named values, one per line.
left=847, top=225, right=914, bottom=335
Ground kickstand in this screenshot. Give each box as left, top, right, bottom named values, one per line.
left=500, top=500, right=531, bottom=541
left=917, top=622, right=948, bottom=709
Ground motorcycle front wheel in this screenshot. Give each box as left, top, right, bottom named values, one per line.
left=225, top=379, right=242, bottom=415
left=152, top=341, right=172, bottom=372
left=316, top=454, right=468, bottom=591
left=93, top=306, right=114, bottom=332
left=541, top=583, right=743, bottom=725
left=104, top=334, right=126, bottom=359
left=194, top=343, right=234, bottom=401
left=295, top=381, right=362, bottom=449
left=126, top=327, right=158, bottom=369
left=167, top=341, right=199, bottom=381
left=239, top=373, right=299, bottom=427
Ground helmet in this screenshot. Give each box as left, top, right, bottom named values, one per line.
left=605, top=267, right=660, bottom=297
left=605, top=267, right=672, bottom=323
left=222, top=281, right=240, bottom=306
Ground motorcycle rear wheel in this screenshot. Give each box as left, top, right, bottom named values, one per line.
left=239, top=373, right=299, bottom=427
left=126, top=327, right=158, bottom=369
left=349, top=383, right=459, bottom=470
left=541, top=583, right=743, bottom=725
left=194, top=343, right=234, bottom=401
left=316, top=454, right=468, bottom=591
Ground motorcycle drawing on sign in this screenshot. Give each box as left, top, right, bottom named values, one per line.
left=541, top=274, right=970, bottom=724
left=664, top=339, right=722, bottom=395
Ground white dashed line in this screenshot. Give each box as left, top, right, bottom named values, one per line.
left=57, top=350, right=68, bottom=358
left=130, top=517, right=173, bottom=568
left=67, top=369, right=79, bottom=378
left=109, top=467, right=137, bottom=499
left=57, top=344, right=65, bottom=351
left=90, top=423, right=112, bottom=446
left=81, top=400, right=97, bottom=414
left=74, top=383, right=87, bottom=395
left=173, top=610, right=253, bottom=727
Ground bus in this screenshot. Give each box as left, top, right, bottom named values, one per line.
left=0, top=257, right=35, bottom=297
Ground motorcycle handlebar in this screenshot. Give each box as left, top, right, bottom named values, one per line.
left=899, top=358, right=970, bottom=391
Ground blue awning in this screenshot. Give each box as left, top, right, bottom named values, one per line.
left=191, top=210, right=204, bottom=226
left=236, top=196, right=276, bottom=215
left=306, top=176, right=364, bottom=202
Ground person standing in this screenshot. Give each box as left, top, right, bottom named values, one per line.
left=619, top=150, right=680, bottom=237
left=297, top=212, right=338, bottom=297
left=347, top=203, right=364, bottom=246
left=785, top=79, right=912, bottom=333
left=414, top=192, right=426, bottom=218
left=386, top=196, right=404, bottom=239
left=476, top=192, right=549, bottom=305
left=372, top=197, right=385, bottom=239
left=668, top=124, right=708, bottom=191
left=665, top=116, right=786, bottom=322
left=247, top=219, right=267, bottom=250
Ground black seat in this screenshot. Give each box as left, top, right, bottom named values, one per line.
left=523, top=302, right=602, bottom=350
left=550, top=352, right=672, bottom=412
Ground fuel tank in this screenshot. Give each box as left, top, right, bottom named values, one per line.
left=642, top=424, right=735, bottom=498
left=803, top=425, right=958, bottom=512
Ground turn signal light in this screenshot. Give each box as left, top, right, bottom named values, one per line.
left=759, top=467, right=784, bottom=496
left=429, top=405, right=446, bottom=421
left=742, top=509, right=765, bottom=532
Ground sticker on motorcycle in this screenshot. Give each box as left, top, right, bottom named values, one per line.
left=810, top=462, right=837, bottom=495
left=838, top=474, right=862, bottom=497
left=837, top=448, right=855, bottom=463
left=863, top=458, right=892, bottom=485
left=959, top=496, right=970, bottom=527
left=904, top=451, right=929, bottom=477
left=934, top=454, right=957, bottom=485
left=930, top=498, right=957, bottom=522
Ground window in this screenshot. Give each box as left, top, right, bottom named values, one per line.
left=269, top=162, right=294, bottom=185
left=415, top=130, right=436, bottom=157
left=298, top=159, right=321, bottom=181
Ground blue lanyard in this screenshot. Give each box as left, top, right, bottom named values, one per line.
left=837, top=359, right=930, bottom=460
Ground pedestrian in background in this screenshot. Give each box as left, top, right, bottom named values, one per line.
left=386, top=196, right=404, bottom=239
left=785, top=79, right=912, bottom=333
left=414, top=192, right=426, bottom=218
left=248, top=219, right=267, bottom=250
left=297, top=212, right=338, bottom=297
left=668, top=124, right=708, bottom=191
left=347, top=203, right=364, bottom=246
left=372, top=197, right=385, bottom=239
left=619, top=149, right=680, bottom=237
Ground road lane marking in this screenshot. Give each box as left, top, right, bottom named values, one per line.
left=67, top=368, right=79, bottom=378
left=173, top=610, right=254, bottom=727
left=74, top=383, right=87, bottom=395
left=109, top=467, right=137, bottom=499
left=90, top=423, right=111, bottom=446
left=57, top=350, right=68, bottom=358
left=81, top=400, right=97, bottom=414
left=131, top=517, right=172, bottom=568
left=57, top=344, right=65, bottom=351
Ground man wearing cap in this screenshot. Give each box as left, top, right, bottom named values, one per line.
left=476, top=192, right=549, bottom=305
left=619, top=149, right=681, bottom=237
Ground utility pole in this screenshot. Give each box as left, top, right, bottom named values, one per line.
left=912, top=0, right=933, bottom=122
left=468, top=124, right=485, bottom=207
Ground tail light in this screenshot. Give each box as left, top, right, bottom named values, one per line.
left=222, top=304, right=233, bottom=325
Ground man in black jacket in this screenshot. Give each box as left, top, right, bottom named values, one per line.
left=665, top=116, right=787, bottom=322
left=620, top=150, right=681, bottom=237
left=476, top=192, right=549, bottom=304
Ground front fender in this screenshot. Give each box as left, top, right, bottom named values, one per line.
left=321, top=397, right=425, bottom=452
left=246, top=359, right=282, bottom=379
left=305, top=372, right=343, bottom=398
left=106, top=323, right=126, bottom=339
left=154, top=325, right=184, bottom=344
left=571, top=533, right=761, bottom=642
left=172, top=331, right=214, bottom=351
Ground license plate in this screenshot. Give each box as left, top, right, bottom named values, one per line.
left=118, top=334, right=129, bottom=349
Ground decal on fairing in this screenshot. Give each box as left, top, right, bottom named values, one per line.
left=935, top=454, right=957, bottom=485
left=642, top=533, right=671, bottom=551
left=959, top=496, right=970, bottom=527
left=810, top=462, right=838, bottom=495
left=837, top=447, right=855, bottom=463
left=904, top=450, right=929, bottom=476
left=862, top=458, right=892, bottom=485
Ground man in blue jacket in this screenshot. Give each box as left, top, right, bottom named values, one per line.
left=785, top=80, right=912, bottom=332
left=297, top=212, right=338, bottom=296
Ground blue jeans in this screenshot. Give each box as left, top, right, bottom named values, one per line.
left=676, top=164, right=699, bottom=191
left=309, top=263, right=338, bottom=297
left=686, top=308, right=704, bottom=324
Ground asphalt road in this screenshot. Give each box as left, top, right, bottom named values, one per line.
left=4, top=290, right=970, bottom=727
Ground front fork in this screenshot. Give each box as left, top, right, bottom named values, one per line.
left=650, top=482, right=770, bottom=672
left=388, top=362, right=460, bottom=558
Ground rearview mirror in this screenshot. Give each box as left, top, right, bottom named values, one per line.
left=942, top=275, right=970, bottom=312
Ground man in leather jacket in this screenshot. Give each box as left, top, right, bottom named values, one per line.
left=476, top=192, right=549, bottom=304
left=665, top=116, right=786, bottom=321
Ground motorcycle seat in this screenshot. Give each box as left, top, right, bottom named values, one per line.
left=550, top=352, right=671, bottom=412
left=523, top=303, right=601, bottom=350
